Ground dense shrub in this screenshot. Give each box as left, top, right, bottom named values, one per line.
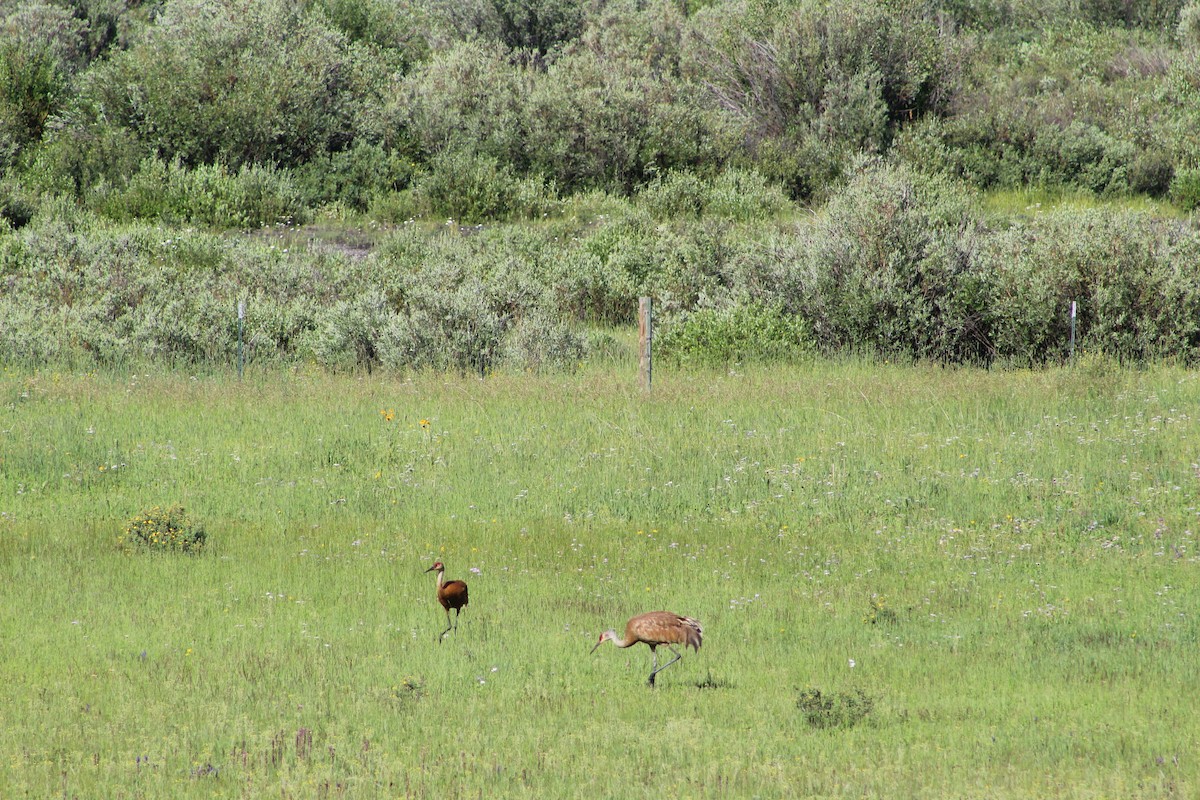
left=979, top=210, right=1200, bottom=363
left=294, top=142, right=416, bottom=213
left=312, top=0, right=430, bottom=69
left=91, top=158, right=305, bottom=228
left=397, top=40, right=530, bottom=167
left=4, top=161, right=1200, bottom=371
left=525, top=48, right=718, bottom=193
left=70, top=0, right=371, bottom=170
left=1169, top=167, right=1200, bottom=210
left=500, top=308, right=588, bottom=370
left=657, top=301, right=812, bottom=367
left=797, top=160, right=989, bottom=362
left=686, top=0, right=955, bottom=197
left=0, top=6, right=79, bottom=167
left=638, top=168, right=789, bottom=221
left=407, top=149, right=560, bottom=223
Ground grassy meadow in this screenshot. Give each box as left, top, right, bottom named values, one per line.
left=1, top=357, right=1198, bottom=798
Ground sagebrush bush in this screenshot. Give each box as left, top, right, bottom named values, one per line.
left=120, top=505, right=206, bottom=552
left=312, top=290, right=396, bottom=371
left=500, top=309, right=588, bottom=371
left=5, top=167, right=1200, bottom=371
left=980, top=209, right=1200, bottom=364
left=799, top=160, right=990, bottom=363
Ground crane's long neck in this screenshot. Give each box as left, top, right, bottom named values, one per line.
left=433, top=570, right=445, bottom=590
left=606, top=631, right=632, bottom=648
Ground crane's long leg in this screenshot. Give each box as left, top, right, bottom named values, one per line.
left=437, top=609, right=452, bottom=643
left=648, top=645, right=683, bottom=687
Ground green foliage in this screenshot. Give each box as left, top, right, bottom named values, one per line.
left=378, top=278, right=507, bottom=375
left=525, top=48, right=718, bottom=193
left=294, top=142, right=415, bottom=213
left=1168, top=167, right=1200, bottom=210
left=119, top=505, right=207, bottom=552
left=397, top=40, right=530, bottom=167
left=686, top=0, right=954, bottom=198
left=91, top=158, right=304, bottom=228
left=309, top=0, right=430, bottom=68
left=863, top=594, right=898, bottom=625
left=0, top=175, right=37, bottom=228
left=78, top=0, right=369, bottom=169
left=1181, top=2, right=1200, bottom=47
left=801, top=160, right=990, bottom=362
left=638, top=168, right=789, bottom=221
left=656, top=302, right=812, bottom=367
left=0, top=20, right=74, bottom=166
left=500, top=308, right=588, bottom=371
left=312, top=290, right=394, bottom=371
left=409, top=149, right=560, bottom=223
left=979, top=209, right=1200, bottom=364
left=486, top=0, right=590, bottom=54
left=797, top=687, right=875, bottom=730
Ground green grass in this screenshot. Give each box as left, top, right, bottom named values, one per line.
left=1, top=359, right=1197, bottom=798
left=981, top=187, right=1185, bottom=219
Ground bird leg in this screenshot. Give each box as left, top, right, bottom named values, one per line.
left=437, top=610, right=453, bottom=643
left=648, top=645, right=683, bottom=686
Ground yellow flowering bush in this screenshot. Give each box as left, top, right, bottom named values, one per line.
left=120, top=505, right=206, bottom=553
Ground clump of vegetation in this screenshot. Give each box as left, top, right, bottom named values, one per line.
left=657, top=302, right=812, bottom=367
left=797, top=687, right=875, bottom=730
left=119, top=505, right=206, bottom=552
left=864, top=594, right=898, bottom=625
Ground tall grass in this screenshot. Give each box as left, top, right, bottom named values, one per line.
left=1, top=359, right=1197, bottom=797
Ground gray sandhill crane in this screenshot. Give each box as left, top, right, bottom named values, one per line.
left=590, top=611, right=703, bottom=686
left=425, top=561, right=468, bottom=641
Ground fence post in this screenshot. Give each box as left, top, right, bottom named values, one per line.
left=1069, top=299, right=1076, bottom=362
left=237, top=300, right=245, bottom=379
left=638, top=296, right=652, bottom=391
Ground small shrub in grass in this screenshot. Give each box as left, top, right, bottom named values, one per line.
left=797, top=687, right=874, bottom=730
left=864, top=594, right=898, bottom=625
left=120, top=505, right=206, bottom=553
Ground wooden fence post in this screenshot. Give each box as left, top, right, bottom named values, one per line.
left=638, top=296, right=652, bottom=391
left=237, top=300, right=245, bottom=379
left=1069, top=299, right=1076, bottom=362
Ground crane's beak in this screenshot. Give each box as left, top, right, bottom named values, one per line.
left=589, top=640, right=604, bottom=654
left=424, top=565, right=436, bottom=573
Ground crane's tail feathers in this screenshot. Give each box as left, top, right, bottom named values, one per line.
left=681, top=616, right=703, bottom=651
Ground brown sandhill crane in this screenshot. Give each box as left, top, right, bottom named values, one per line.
left=425, top=561, right=468, bottom=642
left=590, top=611, right=703, bottom=686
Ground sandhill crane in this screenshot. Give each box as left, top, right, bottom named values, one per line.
left=590, top=611, right=703, bottom=686
left=425, top=561, right=468, bottom=641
